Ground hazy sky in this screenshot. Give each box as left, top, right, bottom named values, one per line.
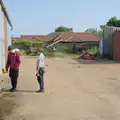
left=3, top=0, right=120, bottom=36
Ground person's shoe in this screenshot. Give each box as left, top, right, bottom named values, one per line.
left=36, top=89, right=44, bottom=93
left=9, top=88, right=14, bottom=92
left=40, top=89, right=44, bottom=93
left=36, top=89, right=40, bottom=93
left=10, top=88, right=17, bottom=92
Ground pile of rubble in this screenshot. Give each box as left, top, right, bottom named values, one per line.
left=78, top=50, right=94, bottom=60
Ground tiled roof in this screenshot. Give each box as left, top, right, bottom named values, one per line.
left=55, top=32, right=100, bottom=43
left=48, top=32, right=63, bottom=37
left=12, top=37, right=21, bottom=40
left=75, top=33, right=100, bottom=42
left=20, top=35, right=54, bottom=42
left=12, top=32, right=100, bottom=43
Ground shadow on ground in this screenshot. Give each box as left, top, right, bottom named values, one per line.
left=2, top=89, right=36, bottom=93
left=73, top=58, right=120, bottom=64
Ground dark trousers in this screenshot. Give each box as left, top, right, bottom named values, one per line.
left=37, top=68, right=44, bottom=90
left=9, top=68, right=19, bottom=89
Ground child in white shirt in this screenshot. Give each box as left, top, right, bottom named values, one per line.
left=36, top=48, right=45, bottom=92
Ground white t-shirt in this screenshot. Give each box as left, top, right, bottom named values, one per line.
left=37, top=53, right=45, bottom=69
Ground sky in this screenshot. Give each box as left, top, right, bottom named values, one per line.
left=3, top=0, right=120, bottom=37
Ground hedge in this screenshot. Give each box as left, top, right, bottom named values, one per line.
left=12, top=40, right=44, bottom=48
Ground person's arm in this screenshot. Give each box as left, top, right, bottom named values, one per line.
left=36, top=57, right=40, bottom=73
left=6, top=54, right=10, bottom=72
left=16, top=54, right=21, bottom=69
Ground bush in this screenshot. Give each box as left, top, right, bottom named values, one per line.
left=44, top=51, right=54, bottom=57
left=32, top=42, right=44, bottom=48
left=19, top=50, right=26, bottom=56
left=27, top=52, right=38, bottom=56
left=87, top=45, right=100, bottom=57
left=12, top=40, right=32, bottom=47
left=64, top=47, right=72, bottom=54
left=12, top=40, right=44, bottom=48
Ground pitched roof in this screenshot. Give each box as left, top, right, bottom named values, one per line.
left=48, top=32, right=63, bottom=37
left=12, top=37, right=21, bottom=40
left=75, top=32, right=100, bottom=42
left=13, top=32, right=100, bottom=43
left=20, top=35, right=55, bottom=42
left=54, top=32, right=100, bottom=43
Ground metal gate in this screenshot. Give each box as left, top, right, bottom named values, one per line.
left=102, top=26, right=120, bottom=57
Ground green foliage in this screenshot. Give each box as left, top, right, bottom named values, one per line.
left=55, top=26, right=69, bottom=32
left=87, top=44, right=99, bottom=57
left=64, top=47, right=72, bottom=54
left=19, top=50, right=26, bottom=56
left=88, top=44, right=98, bottom=50
left=97, top=29, right=103, bottom=39
left=12, top=40, right=44, bottom=48
left=19, top=49, right=38, bottom=56
left=44, top=51, right=54, bottom=57
left=54, top=52, right=79, bottom=58
left=85, top=28, right=103, bottom=39
left=12, top=40, right=32, bottom=47
left=106, top=16, right=120, bottom=27
left=55, top=43, right=73, bottom=53
left=19, top=48, right=79, bottom=58
left=85, top=28, right=97, bottom=34
left=32, top=42, right=44, bottom=47
left=27, top=52, right=38, bottom=56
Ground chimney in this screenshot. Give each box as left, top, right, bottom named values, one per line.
left=68, top=28, right=73, bottom=32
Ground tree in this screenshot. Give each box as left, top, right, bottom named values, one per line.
left=85, top=28, right=97, bottom=34
left=55, top=26, right=69, bottom=32
left=85, top=28, right=103, bottom=39
left=106, top=16, right=120, bottom=27
left=97, top=29, right=103, bottom=39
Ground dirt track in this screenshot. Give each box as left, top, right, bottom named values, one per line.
left=3, top=57, right=120, bottom=120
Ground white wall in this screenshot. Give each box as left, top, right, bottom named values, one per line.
left=0, top=5, right=5, bottom=73
left=8, top=24, right=11, bottom=45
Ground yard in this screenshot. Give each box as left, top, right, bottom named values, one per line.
left=1, top=57, right=120, bottom=120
